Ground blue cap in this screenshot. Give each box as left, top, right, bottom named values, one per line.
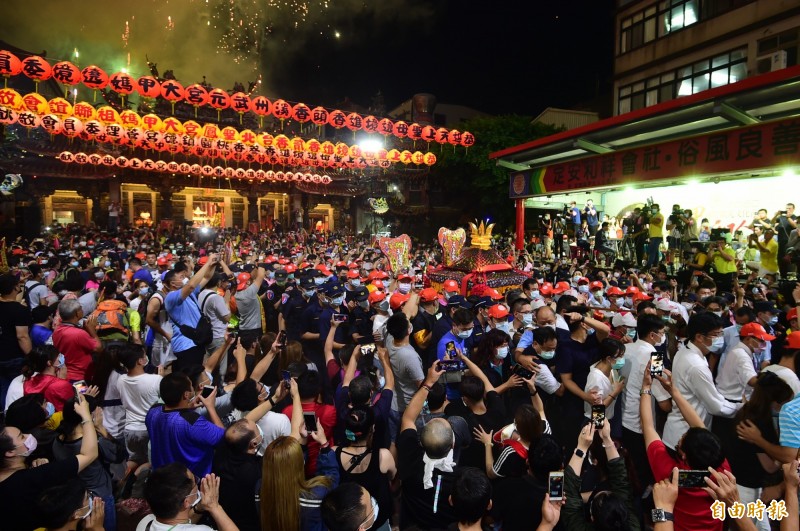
left=298, top=277, right=316, bottom=289
left=447, top=295, right=472, bottom=309
left=324, top=283, right=345, bottom=297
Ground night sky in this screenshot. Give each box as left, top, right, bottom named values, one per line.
left=0, top=0, right=615, bottom=116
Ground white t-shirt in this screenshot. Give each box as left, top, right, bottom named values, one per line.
left=199, top=289, right=231, bottom=339
left=25, top=280, right=49, bottom=309
left=762, top=365, right=800, bottom=397
left=584, top=365, right=617, bottom=420
left=103, top=370, right=126, bottom=438
left=136, top=515, right=212, bottom=531
left=225, top=409, right=290, bottom=453
left=4, top=374, right=25, bottom=412
left=117, top=373, right=163, bottom=432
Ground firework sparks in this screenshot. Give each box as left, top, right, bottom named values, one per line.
left=122, top=20, right=130, bottom=47
left=166, top=15, right=174, bottom=30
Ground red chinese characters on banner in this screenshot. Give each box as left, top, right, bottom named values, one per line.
left=0, top=50, right=22, bottom=78
left=136, top=76, right=161, bottom=98
left=184, top=84, right=209, bottom=107
left=509, top=118, right=800, bottom=197
left=81, top=65, right=108, bottom=89
left=21, top=56, right=52, bottom=81
left=208, top=88, right=230, bottom=110
left=109, top=72, right=135, bottom=95
left=51, top=61, right=82, bottom=86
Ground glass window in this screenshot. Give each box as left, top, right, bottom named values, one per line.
left=644, top=17, right=657, bottom=42
left=730, top=62, right=747, bottom=83
left=660, top=84, right=674, bottom=102
left=692, top=74, right=709, bottom=94
left=710, top=68, right=729, bottom=88
left=646, top=89, right=659, bottom=107
left=693, top=59, right=709, bottom=73
left=632, top=93, right=646, bottom=111
left=633, top=81, right=645, bottom=92
left=620, top=85, right=632, bottom=96
left=661, top=72, right=675, bottom=82
left=730, top=48, right=747, bottom=61
left=712, top=53, right=730, bottom=68
left=619, top=97, right=631, bottom=114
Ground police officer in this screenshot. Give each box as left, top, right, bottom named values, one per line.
left=282, top=276, right=316, bottom=342
left=432, top=295, right=472, bottom=350
left=411, top=288, right=441, bottom=368
left=348, top=286, right=373, bottom=344
left=264, top=269, right=289, bottom=333
left=344, top=269, right=363, bottom=303
left=319, top=283, right=350, bottom=356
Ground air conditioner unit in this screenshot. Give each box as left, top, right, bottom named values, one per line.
left=772, top=50, right=788, bottom=71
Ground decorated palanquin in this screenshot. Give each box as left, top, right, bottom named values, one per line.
left=428, top=222, right=528, bottom=296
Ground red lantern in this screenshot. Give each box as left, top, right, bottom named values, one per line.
left=392, top=120, right=409, bottom=138
left=377, top=118, right=394, bottom=136
left=328, top=110, right=346, bottom=129
left=460, top=131, right=475, bottom=147
left=21, top=56, right=52, bottom=81
left=184, top=84, right=209, bottom=109
left=16, top=111, right=41, bottom=128
left=292, top=103, right=311, bottom=123
left=447, top=129, right=462, bottom=145
left=230, top=92, right=251, bottom=114
left=407, top=123, right=423, bottom=142
left=58, top=151, right=75, bottom=163
left=81, top=65, right=108, bottom=89
left=435, top=127, right=449, bottom=144
left=423, top=153, right=437, bottom=166
left=51, top=61, right=82, bottom=87
left=250, top=96, right=271, bottom=116
left=136, top=76, right=160, bottom=98
left=160, top=80, right=185, bottom=102
left=362, top=115, right=379, bottom=134
left=421, top=125, right=436, bottom=143
left=22, top=92, right=48, bottom=114
left=272, top=99, right=291, bottom=120
left=345, top=113, right=363, bottom=131
left=208, top=88, right=230, bottom=110
left=311, top=106, right=329, bottom=126
left=109, top=72, right=135, bottom=95
left=0, top=50, right=22, bottom=79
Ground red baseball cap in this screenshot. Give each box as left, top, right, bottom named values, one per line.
left=285, top=264, right=298, bottom=274
left=577, top=277, right=590, bottom=285
left=739, top=322, right=776, bottom=341
left=632, top=291, right=652, bottom=301
left=539, top=282, right=554, bottom=296
left=485, top=288, right=503, bottom=301
left=553, top=281, right=570, bottom=294
left=787, top=308, right=798, bottom=322
left=419, top=288, right=439, bottom=303
left=368, top=291, right=386, bottom=304
left=488, top=304, right=510, bottom=319
left=589, top=281, right=604, bottom=291
left=372, top=280, right=385, bottom=290
left=236, top=272, right=251, bottom=291
left=444, top=279, right=460, bottom=293
left=607, top=286, right=624, bottom=296
left=625, top=286, right=640, bottom=295
left=157, top=257, right=168, bottom=266
left=397, top=274, right=413, bottom=282
left=347, top=270, right=360, bottom=279
left=390, top=292, right=410, bottom=311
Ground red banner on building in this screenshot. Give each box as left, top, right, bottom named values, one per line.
left=509, top=117, right=800, bottom=198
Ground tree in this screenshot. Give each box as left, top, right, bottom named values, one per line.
left=431, top=115, right=560, bottom=231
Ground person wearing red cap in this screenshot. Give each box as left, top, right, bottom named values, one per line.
left=235, top=265, right=267, bottom=349
left=716, top=323, right=776, bottom=404
left=443, top=279, right=460, bottom=301
left=409, top=288, right=440, bottom=366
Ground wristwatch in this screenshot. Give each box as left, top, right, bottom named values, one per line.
left=574, top=448, right=585, bottom=458
left=651, top=509, right=674, bottom=523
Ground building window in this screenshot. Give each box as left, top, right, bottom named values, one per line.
left=618, top=47, right=746, bottom=113
left=618, top=0, right=754, bottom=54
left=757, top=27, right=799, bottom=74
left=659, top=0, right=699, bottom=36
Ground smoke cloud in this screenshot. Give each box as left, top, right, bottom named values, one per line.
left=0, top=0, right=434, bottom=106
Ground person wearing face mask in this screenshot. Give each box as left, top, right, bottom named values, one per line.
left=442, top=279, right=460, bottom=302
left=608, top=312, right=637, bottom=344
left=22, top=345, right=73, bottom=412
left=751, top=301, right=779, bottom=371
left=36, top=479, right=106, bottom=531
left=53, top=396, right=126, bottom=531
left=0, top=393, right=98, bottom=531
left=587, top=281, right=610, bottom=309
left=198, top=273, right=233, bottom=363
left=485, top=303, right=513, bottom=339
left=510, top=299, right=534, bottom=339
left=409, top=288, right=440, bottom=366
left=583, top=338, right=626, bottom=425
left=322, top=482, right=386, bottom=531
left=347, top=287, right=374, bottom=345
left=117, top=344, right=163, bottom=477
left=662, top=312, right=743, bottom=451
left=521, top=278, right=541, bottom=303
left=139, top=463, right=239, bottom=531
left=345, top=269, right=363, bottom=293
left=281, top=276, right=318, bottom=343
left=213, top=419, right=270, bottom=531
left=234, top=266, right=267, bottom=352
left=716, top=323, right=774, bottom=407
left=129, top=279, right=152, bottom=312
left=432, top=295, right=472, bottom=350
left=646, top=203, right=665, bottom=268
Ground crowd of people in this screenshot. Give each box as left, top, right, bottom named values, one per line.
left=0, top=220, right=799, bottom=531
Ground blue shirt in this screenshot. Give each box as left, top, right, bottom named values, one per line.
left=165, top=287, right=203, bottom=352
left=30, top=324, right=53, bottom=347
left=779, top=394, right=800, bottom=448
left=146, top=405, right=225, bottom=478
left=571, top=207, right=581, bottom=225
left=584, top=206, right=598, bottom=226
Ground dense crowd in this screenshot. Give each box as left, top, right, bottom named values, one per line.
left=0, top=218, right=799, bottom=531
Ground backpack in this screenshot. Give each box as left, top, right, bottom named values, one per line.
left=91, top=299, right=130, bottom=338
left=167, top=294, right=213, bottom=347
left=23, top=281, right=43, bottom=307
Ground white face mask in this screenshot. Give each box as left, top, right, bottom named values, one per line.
left=521, top=314, right=533, bottom=325
left=529, top=290, right=540, bottom=299
left=578, top=285, right=589, bottom=293
left=182, top=277, right=190, bottom=285
left=495, top=321, right=511, bottom=334
left=398, top=282, right=411, bottom=294
left=495, top=346, right=509, bottom=359
left=350, top=279, right=361, bottom=287
left=624, top=297, right=633, bottom=307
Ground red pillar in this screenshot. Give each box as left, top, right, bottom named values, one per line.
left=515, top=199, right=525, bottom=250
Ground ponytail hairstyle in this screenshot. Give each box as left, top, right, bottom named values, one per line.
left=21, top=345, right=60, bottom=379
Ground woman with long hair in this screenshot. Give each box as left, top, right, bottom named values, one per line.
left=260, top=378, right=339, bottom=531
left=332, top=407, right=395, bottom=531
left=90, top=345, right=127, bottom=443
left=469, top=328, right=522, bottom=392
left=729, top=372, right=793, bottom=530
left=22, top=345, right=73, bottom=412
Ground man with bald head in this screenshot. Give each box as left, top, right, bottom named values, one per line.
left=397, top=362, right=459, bottom=529
left=212, top=418, right=265, bottom=531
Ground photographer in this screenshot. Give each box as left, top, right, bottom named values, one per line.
left=707, top=233, right=737, bottom=293
left=746, top=228, right=779, bottom=277
left=540, top=214, right=553, bottom=261
left=553, top=212, right=565, bottom=260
